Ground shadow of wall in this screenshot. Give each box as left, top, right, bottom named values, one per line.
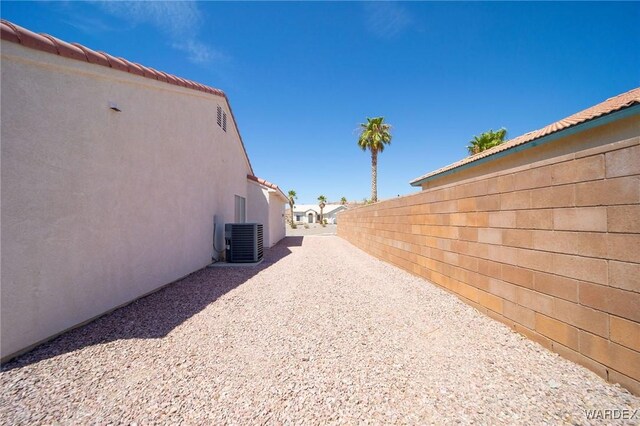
left=1, top=236, right=304, bottom=371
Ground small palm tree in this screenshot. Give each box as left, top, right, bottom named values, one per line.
left=467, top=128, right=507, bottom=155
left=358, top=117, right=392, bottom=202
left=340, top=196, right=347, bottom=205
left=288, top=190, right=297, bottom=227
left=318, top=195, right=327, bottom=224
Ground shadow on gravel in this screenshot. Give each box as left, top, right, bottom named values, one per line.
left=1, top=236, right=305, bottom=372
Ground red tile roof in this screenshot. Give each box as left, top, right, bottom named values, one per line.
left=410, top=87, right=640, bottom=186
left=0, top=20, right=227, bottom=97
left=0, top=19, right=254, bottom=174
left=247, top=175, right=288, bottom=201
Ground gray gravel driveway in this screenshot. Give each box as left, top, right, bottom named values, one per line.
left=1, top=236, right=638, bottom=424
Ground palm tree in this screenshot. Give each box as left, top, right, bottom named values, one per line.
left=317, top=195, right=327, bottom=224
left=467, top=128, right=507, bottom=155
left=288, top=190, right=297, bottom=227
left=357, top=117, right=392, bottom=203
left=340, top=196, right=347, bottom=205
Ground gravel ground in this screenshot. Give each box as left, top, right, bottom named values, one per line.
left=1, top=236, right=638, bottom=425
left=286, top=224, right=337, bottom=237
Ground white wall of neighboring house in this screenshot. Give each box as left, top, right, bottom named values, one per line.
left=323, top=206, right=347, bottom=224
left=0, top=39, right=271, bottom=360
left=292, top=205, right=347, bottom=224
left=294, top=210, right=317, bottom=224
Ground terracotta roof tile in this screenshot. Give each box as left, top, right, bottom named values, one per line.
left=0, top=19, right=254, bottom=175
left=410, top=87, right=640, bottom=186
left=155, top=70, right=170, bottom=83
left=165, top=73, right=180, bottom=85
left=124, top=60, right=145, bottom=77
left=99, top=52, right=129, bottom=72
left=139, top=64, right=159, bottom=79
left=0, top=20, right=20, bottom=43
left=247, top=175, right=288, bottom=201
left=71, top=42, right=110, bottom=67
left=7, top=20, right=58, bottom=55
left=41, top=35, right=85, bottom=61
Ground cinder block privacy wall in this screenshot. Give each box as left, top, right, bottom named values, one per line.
left=338, top=90, right=640, bottom=394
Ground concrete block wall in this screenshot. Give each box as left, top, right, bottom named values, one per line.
left=338, top=136, right=640, bottom=394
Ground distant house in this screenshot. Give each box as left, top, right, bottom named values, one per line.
left=0, top=20, right=286, bottom=361
left=291, top=204, right=348, bottom=224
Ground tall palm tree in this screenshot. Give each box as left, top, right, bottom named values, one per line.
left=288, top=190, right=297, bottom=227
left=340, top=196, right=347, bottom=205
left=318, top=195, right=327, bottom=224
left=467, top=128, right=507, bottom=155
left=357, top=117, right=392, bottom=202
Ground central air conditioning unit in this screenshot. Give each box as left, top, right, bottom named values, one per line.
left=225, top=223, right=264, bottom=263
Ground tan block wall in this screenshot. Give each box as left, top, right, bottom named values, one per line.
left=338, top=126, right=640, bottom=394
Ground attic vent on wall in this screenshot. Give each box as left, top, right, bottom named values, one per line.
left=216, top=105, right=228, bottom=132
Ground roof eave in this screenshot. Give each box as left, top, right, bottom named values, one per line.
left=1, top=20, right=255, bottom=175
left=268, top=188, right=289, bottom=202
left=409, top=104, right=640, bottom=187
left=247, top=174, right=287, bottom=201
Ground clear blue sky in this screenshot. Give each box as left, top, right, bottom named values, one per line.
left=3, top=2, right=639, bottom=203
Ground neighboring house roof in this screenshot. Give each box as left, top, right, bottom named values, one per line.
left=247, top=175, right=287, bottom=201
left=292, top=204, right=347, bottom=215
left=324, top=205, right=348, bottom=215
left=410, top=87, right=640, bottom=186
left=0, top=19, right=254, bottom=175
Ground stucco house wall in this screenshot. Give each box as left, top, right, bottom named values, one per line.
left=0, top=28, right=279, bottom=361
left=324, top=205, right=347, bottom=224
left=292, top=209, right=317, bottom=224
left=268, top=192, right=286, bottom=245
left=303, top=210, right=317, bottom=224
left=292, top=204, right=346, bottom=224
left=247, top=181, right=271, bottom=242
left=246, top=179, right=286, bottom=248
left=338, top=92, right=640, bottom=394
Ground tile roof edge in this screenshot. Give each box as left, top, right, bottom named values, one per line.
left=247, top=175, right=288, bottom=201
left=409, top=87, right=640, bottom=186
left=0, top=19, right=254, bottom=175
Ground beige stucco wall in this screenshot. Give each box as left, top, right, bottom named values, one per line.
left=246, top=181, right=270, bottom=246
left=339, top=116, right=640, bottom=395
left=268, top=192, right=286, bottom=246
left=246, top=181, right=286, bottom=248
left=0, top=41, right=253, bottom=360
